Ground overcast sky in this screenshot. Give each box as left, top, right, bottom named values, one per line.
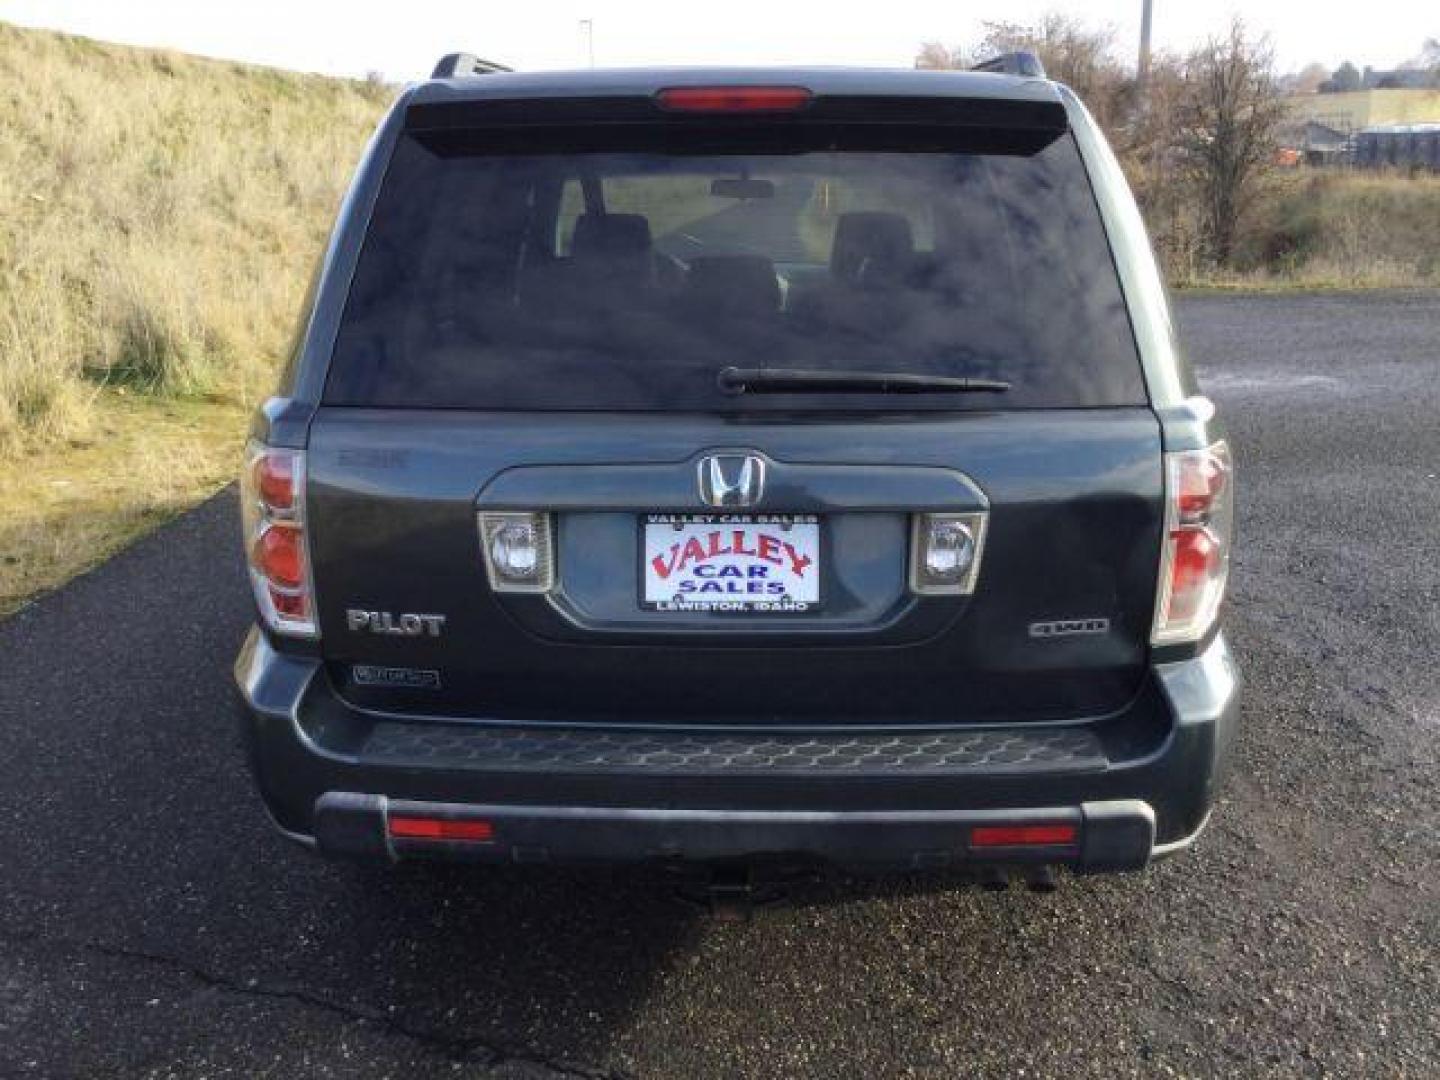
left=0, top=0, right=1434, bottom=80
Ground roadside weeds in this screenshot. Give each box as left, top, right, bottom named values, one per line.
left=0, top=390, right=245, bottom=615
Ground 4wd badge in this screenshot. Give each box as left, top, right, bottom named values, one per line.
left=1028, top=618, right=1110, bottom=639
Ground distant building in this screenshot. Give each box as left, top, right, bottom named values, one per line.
left=1352, top=124, right=1440, bottom=170
left=1287, top=88, right=1440, bottom=134
left=1361, top=66, right=1437, bottom=90
left=1280, top=120, right=1349, bottom=165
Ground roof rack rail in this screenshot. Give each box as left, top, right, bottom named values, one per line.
left=970, top=51, right=1046, bottom=78
left=431, top=53, right=513, bottom=79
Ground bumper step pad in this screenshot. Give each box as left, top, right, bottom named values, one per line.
left=361, top=721, right=1106, bottom=775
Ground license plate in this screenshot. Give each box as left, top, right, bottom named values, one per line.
left=641, top=514, right=820, bottom=612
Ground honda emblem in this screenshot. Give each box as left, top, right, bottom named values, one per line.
left=698, top=454, right=766, bottom=509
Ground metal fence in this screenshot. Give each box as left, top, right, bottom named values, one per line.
left=1351, top=125, right=1440, bottom=170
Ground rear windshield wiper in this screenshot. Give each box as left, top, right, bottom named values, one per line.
left=718, top=367, right=1011, bottom=395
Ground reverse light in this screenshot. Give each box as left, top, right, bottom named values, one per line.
left=924, top=519, right=975, bottom=578
left=911, top=511, right=988, bottom=596
left=491, top=520, right=540, bottom=578
left=241, top=442, right=318, bottom=637
left=478, top=512, right=555, bottom=593
left=656, top=86, right=813, bottom=113
left=1152, top=442, right=1234, bottom=645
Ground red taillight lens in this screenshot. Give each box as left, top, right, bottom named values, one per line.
left=1153, top=442, right=1234, bottom=645
left=388, top=816, right=495, bottom=842
left=656, top=86, right=812, bottom=113
left=971, top=824, right=1078, bottom=848
left=269, top=586, right=309, bottom=620
left=1168, top=529, right=1220, bottom=621
left=241, top=442, right=317, bottom=638
left=254, top=525, right=304, bottom=590
left=255, top=452, right=295, bottom=514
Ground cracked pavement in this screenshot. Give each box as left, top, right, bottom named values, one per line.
left=1, top=291, right=1437, bottom=1077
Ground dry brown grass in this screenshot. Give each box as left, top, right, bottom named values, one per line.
left=0, top=390, right=246, bottom=613
left=0, top=23, right=388, bottom=609
left=0, top=22, right=388, bottom=457
left=1178, top=169, right=1440, bottom=289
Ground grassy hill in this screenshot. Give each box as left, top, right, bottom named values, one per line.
left=0, top=21, right=388, bottom=456
left=0, top=22, right=388, bottom=609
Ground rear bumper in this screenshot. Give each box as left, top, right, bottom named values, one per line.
left=234, top=629, right=1240, bottom=874
left=312, top=793, right=1157, bottom=872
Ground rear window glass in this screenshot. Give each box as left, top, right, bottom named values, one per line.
left=326, top=126, right=1143, bottom=411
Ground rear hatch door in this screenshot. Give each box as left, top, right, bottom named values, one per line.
left=306, top=83, right=1161, bottom=725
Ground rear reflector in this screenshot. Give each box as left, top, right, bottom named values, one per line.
left=656, top=86, right=812, bottom=113
left=388, top=816, right=495, bottom=842
left=971, top=824, right=1077, bottom=848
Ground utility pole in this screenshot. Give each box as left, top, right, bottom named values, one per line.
left=580, top=19, right=595, bottom=69
left=1137, top=0, right=1154, bottom=90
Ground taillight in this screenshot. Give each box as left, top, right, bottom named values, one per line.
left=253, top=526, right=304, bottom=589
left=656, top=86, right=813, bottom=113
left=1152, top=442, right=1234, bottom=645
left=241, top=441, right=318, bottom=638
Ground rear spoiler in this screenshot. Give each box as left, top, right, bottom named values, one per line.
left=405, top=93, right=1067, bottom=149
left=409, top=58, right=1067, bottom=155
left=428, top=50, right=1045, bottom=82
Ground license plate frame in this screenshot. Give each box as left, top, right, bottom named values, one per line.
left=639, top=513, right=821, bottom=613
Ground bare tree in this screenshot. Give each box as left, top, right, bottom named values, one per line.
left=910, top=13, right=1283, bottom=276
left=1118, top=54, right=1205, bottom=277
left=1284, top=62, right=1330, bottom=95
left=1399, top=37, right=1440, bottom=85
left=915, top=42, right=966, bottom=70
left=976, top=15, right=1130, bottom=131
left=1319, top=60, right=1362, bottom=93
left=914, top=15, right=1131, bottom=131
left=1175, top=21, right=1286, bottom=267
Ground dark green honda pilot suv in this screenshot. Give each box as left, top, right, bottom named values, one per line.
left=234, top=52, right=1239, bottom=886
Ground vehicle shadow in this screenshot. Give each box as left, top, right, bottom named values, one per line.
left=276, top=856, right=709, bottom=1067
left=276, top=853, right=1052, bottom=1068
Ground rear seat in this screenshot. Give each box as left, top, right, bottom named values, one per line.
left=830, top=211, right=916, bottom=290
left=571, top=212, right=654, bottom=283
left=520, top=212, right=656, bottom=315
left=789, top=211, right=922, bottom=339
left=681, top=255, right=781, bottom=319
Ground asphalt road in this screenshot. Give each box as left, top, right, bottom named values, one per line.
left=2, top=291, right=1437, bottom=1078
